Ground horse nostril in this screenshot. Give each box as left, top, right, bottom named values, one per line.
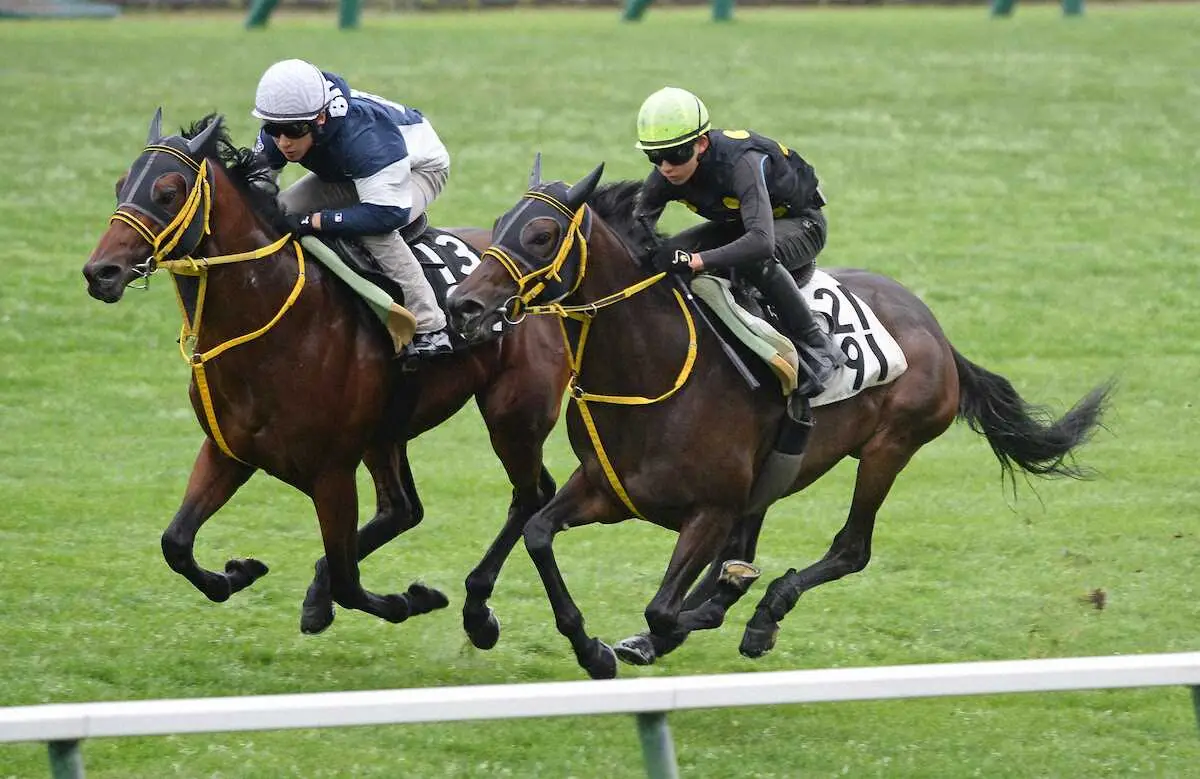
left=95, top=263, right=123, bottom=282
left=451, top=299, right=483, bottom=331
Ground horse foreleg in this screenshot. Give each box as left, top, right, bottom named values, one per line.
left=462, top=464, right=555, bottom=650
left=311, top=466, right=415, bottom=625
left=464, top=377, right=562, bottom=650
left=523, top=470, right=625, bottom=679
left=612, top=509, right=742, bottom=667
left=301, top=443, right=447, bottom=634
left=740, top=443, right=912, bottom=659
left=161, top=440, right=263, bottom=602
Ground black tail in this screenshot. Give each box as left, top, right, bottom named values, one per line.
left=952, top=347, right=1113, bottom=482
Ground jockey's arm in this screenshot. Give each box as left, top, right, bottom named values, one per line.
left=696, top=152, right=775, bottom=271
left=252, top=130, right=286, bottom=186
left=633, top=172, right=672, bottom=234
left=314, top=158, right=413, bottom=237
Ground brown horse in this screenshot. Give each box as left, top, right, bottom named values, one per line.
left=446, top=162, right=1112, bottom=679
left=82, top=112, right=569, bottom=646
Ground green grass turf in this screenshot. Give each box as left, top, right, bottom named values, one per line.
left=0, top=5, right=1198, bottom=776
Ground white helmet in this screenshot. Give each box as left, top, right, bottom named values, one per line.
left=252, top=59, right=329, bottom=122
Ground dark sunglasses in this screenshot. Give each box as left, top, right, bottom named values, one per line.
left=645, top=144, right=696, bottom=167
left=263, top=121, right=315, bottom=140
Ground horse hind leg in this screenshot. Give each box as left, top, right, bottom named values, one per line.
left=160, top=440, right=265, bottom=602
left=739, top=438, right=917, bottom=659
left=610, top=508, right=740, bottom=669
left=301, top=443, right=446, bottom=634
left=310, top=465, right=424, bottom=626
left=615, top=513, right=765, bottom=666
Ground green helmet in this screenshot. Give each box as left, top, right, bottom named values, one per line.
left=635, top=87, right=711, bottom=151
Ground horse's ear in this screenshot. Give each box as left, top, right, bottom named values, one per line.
left=528, top=152, right=542, bottom=189
left=146, top=107, right=163, bottom=144
left=565, top=162, right=604, bottom=211
left=186, top=115, right=223, bottom=156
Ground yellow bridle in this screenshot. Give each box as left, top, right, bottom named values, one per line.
left=480, top=190, right=591, bottom=317
left=481, top=194, right=699, bottom=519
left=108, top=146, right=305, bottom=463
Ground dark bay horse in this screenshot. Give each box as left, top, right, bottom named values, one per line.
left=82, top=112, right=569, bottom=646
left=446, top=162, right=1111, bottom=679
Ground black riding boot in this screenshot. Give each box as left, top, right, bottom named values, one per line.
left=753, top=260, right=843, bottom=396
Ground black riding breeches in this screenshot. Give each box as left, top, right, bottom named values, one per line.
left=773, top=208, right=826, bottom=284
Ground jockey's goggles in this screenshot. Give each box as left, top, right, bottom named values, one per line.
left=263, top=121, right=315, bottom=139
left=644, top=144, right=696, bottom=167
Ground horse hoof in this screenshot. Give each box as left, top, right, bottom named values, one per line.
left=614, top=634, right=657, bottom=666
left=583, top=639, right=618, bottom=680
left=465, top=609, right=501, bottom=650
left=204, top=577, right=233, bottom=604
left=300, top=604, right=335, bottom=635
left=381, top=593, right=413, bottom=624
left=739, top=623, right=779, bottom=659
left=405, top=582, right=450, bottom=616
left=224, top=558, right=269, bottom=593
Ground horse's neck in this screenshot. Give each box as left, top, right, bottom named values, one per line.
left=185, top=173, right=307, bottom=338
left=571, top=223, right=689, bottom=393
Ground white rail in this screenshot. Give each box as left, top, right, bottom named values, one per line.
left=4, top=652, right=1200, bottom=778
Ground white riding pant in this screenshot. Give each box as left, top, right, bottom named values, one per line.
left=279, top=167, right=449, bottom=333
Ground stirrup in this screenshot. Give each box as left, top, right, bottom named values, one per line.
left=401, top=329, right=454, bottom=359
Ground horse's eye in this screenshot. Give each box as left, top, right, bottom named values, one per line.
left=153, top=185, right=179, bottom=205
left=532, top=232, right=552, bottom=246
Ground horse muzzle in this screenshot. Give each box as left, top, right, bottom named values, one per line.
left=446, top=292, right=496, bottom=342
left=82, top=257, right=143, bottom=303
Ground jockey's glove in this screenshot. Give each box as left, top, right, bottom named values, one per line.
left=652, top=247, right=693, bottom=275
left=284, top=213, right=316, bottom=238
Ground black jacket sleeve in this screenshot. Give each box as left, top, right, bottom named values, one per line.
left=699, top=152, right=775, bottom=270
left=630, top=170, right=672, bottom=253
left=633, top=171, right=670, bottom=225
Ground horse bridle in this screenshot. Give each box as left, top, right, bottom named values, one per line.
left=482, top=182, right=593, bottom=322
left=108, top=110, right=224, bottom=288
left=111, top=140, right=217, bottom=288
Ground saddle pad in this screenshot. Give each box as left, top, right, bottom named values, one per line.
left=689, top=275, right=800, bottom=395
left=304, top=228, right=502, bottom=353
left=411, top=228, right=506, bottom=344
left=300, top=235, right=416, bottom=352
left=804, top=269, right=908, bottom=407
left=409, top=227, right=486, bottom=303
left=689, top=269, right=907, bottom=407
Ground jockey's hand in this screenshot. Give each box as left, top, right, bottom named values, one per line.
left=652, top=247, right=694, bottom=276
left=284, top=213, right=316, bottom=237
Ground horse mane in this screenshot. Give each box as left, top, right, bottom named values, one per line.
left=586, top=180, right=664, bottom=264
left=182, top=115, right=292, bottom=236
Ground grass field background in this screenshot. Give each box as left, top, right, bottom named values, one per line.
left=1, top=5, right=1198, bottom=777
